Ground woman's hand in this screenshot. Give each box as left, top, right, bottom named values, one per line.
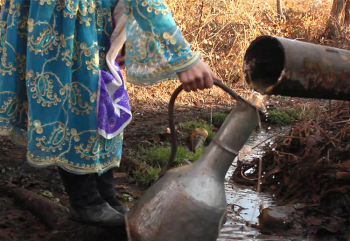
left=177, top=60, right=221, bottom=92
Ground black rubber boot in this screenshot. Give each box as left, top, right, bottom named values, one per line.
left=57, top=167, right=125, bottom=226
left=96, top=168, right=130, bottom=214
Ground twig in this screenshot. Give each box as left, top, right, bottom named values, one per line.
left=333, top=119, right=350, bottom=124
left=276, top=135, right=304, bottom=139
left=275, top=151, right=299, bottom=159
left=251, top=132, right=282, bottom=149
left=257, top=158, right=263, bottom=193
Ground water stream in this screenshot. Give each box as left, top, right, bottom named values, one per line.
left=218, top=127, right=303, bottom=241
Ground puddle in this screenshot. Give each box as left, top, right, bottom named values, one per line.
left=218, top=127, right=306, bottom=241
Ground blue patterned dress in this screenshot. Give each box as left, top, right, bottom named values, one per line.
left=0, top=0, right=200, bottom=175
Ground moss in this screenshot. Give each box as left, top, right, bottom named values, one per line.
left=267, top=108, right=301, bottom=126
left=212, top=113, right=228, bottom=128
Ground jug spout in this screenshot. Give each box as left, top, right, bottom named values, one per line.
left=126, top=95, right=262, bottom=241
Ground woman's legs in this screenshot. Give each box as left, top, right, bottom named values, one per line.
left=57, top=167, right=125, bottom=226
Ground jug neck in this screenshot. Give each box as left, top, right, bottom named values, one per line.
left=195, top=101, right=258, bottom=179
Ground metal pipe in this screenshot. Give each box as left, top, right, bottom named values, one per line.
left=243, top=36, right=350, bottom=101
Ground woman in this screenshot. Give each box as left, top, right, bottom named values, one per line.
left=0, top=0, right=219, bottom=226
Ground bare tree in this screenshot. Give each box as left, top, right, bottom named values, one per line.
left=330, top=0, right=345, bottom=22
left=344, top=0, right=350, bottom=26
left=325, top=0, right=350, bottom=38
left=276, top=0, right=286, bottom=21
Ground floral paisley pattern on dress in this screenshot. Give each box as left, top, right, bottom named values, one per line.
left=0, top=0, right=127, bottom=174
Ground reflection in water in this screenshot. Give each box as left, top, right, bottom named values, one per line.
left=218, top=128, right=306, bottom=241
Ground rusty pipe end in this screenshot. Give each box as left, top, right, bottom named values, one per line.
left=244, top=35, right=350, bottom=101
left=243, top=36, right=285, bottom=94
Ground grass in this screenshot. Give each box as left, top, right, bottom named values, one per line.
left=192, top=147, right=204, bottom=162
left=212, top=113, right=228, bottom=128
left=133, top=167, right=161, bottom=187
left=137, top=145, right=198, bottom=167
left=133, top=145, right=204, bottom=186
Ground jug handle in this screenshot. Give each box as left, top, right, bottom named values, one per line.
left=157, top=80, right=246, bottom=181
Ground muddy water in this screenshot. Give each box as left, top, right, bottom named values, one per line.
left=218, top=128, right=306, bottom=241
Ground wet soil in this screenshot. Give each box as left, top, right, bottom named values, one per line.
left=218, top=128, right=295, bottom=241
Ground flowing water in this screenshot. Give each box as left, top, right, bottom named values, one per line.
left=218, top=127, right=305, bottom=241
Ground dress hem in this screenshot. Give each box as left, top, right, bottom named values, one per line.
left=26, top=152, right=122, bottom=176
